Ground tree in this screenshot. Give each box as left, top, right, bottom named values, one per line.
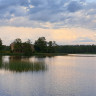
left=47, top=41, right=57, bottom=53
left=34, top=37, right=47, bottom=53
left=0, top=38, right=2, bottom=50
left=23, top=39, right=34, bottom=56
left=13, top=38, right=22, bottom=53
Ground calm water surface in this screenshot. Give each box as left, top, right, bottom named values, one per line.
left=0, top=54, right=96, bottom=96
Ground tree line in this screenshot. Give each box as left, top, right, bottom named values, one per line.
left=0, top=37, right=57, bottom=55
left=56, top=45, right=96, bottom=53
left=0, top=37, right=96, bottom=55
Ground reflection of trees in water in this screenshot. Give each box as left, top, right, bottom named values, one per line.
left=0, top=56, right=2, bottom=68
left=0, top=56, right=47, bottom=73
left=35, top=55, right=55, bottom=58
left=9, top=56, right=31, bottom=62
left=4, top=61, right=47, bottom=72
left=9, top=55, right=54, bottom=62
left=9, top=56, right=22, bottom=61
left=34, top=55, right=55, bottom=64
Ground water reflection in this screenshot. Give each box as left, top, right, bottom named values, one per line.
left=0, top=56, right=47, bottom=72
left=0, top=55, right=96, bottom=96
left=34, top=55, right=55, bottom=58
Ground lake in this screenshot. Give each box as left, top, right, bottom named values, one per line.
left=0, top=54, right=96, bottom=96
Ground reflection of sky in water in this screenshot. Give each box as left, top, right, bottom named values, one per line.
left=68, top=54, right=96, bottom=57
left=2, top=56, right=9, bottom=63
left=0, top=69, right=11, bottom=74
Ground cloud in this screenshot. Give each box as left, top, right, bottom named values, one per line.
left=0, top=0, right=95, bottom=30
left=67, top=1, right=82, bottom=12
left=73, top=37, right=95, bottom=43
left=0, top=26, right=96, bottom=45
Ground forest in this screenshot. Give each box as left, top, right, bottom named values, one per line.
left=0, top=37, right=96, bottom=55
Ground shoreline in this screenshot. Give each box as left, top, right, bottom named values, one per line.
left=0, top=52, right=96, bottom=56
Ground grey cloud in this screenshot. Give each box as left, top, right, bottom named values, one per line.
left=28, top=0, right=69, bottom=22
left=0, top=0, right=29, bottom=8
left=79, top=0, right=86, bottom=3
left=0, top=0, right=95, bottom=30
left=67, top=1, right=83, bottom=12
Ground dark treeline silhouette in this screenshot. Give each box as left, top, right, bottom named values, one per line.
left=10, top=38, right=34, bottom=55
left=34, top=37, right=57, bottom=53
left=56, top=45, right=96, bottom=53
left=0, top=39, right=10, bottom=52
left=10, top=37, right=57, bottom=55
left=0, top=37, right=96, bottom=55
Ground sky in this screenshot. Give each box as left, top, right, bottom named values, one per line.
left=0, top=0, right=96, bottom=45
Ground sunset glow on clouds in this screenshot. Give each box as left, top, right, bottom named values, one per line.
left=0, top=0, right=96, bottom=45
left=1, top=27, right=96, bottom=45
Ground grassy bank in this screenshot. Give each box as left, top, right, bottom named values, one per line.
left=32, top=53, right=68, bottom=56
left=0, top=52, right=24, bottom=56
left=0, top=51, right=67, bottom=56
left=0, top=51, right=96, bottom=56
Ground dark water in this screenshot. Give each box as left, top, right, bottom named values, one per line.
left=0, top=54, right=96, bottom=96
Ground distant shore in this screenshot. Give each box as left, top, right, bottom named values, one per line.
left=0, top=52, right=96, bottom=56
left=0, top=52, right=67, bottom=56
